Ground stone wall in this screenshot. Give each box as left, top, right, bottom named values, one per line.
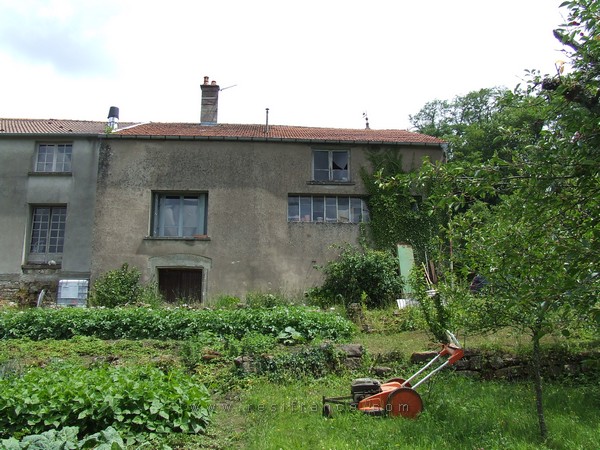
left=410, top=348, right=600, bottom=381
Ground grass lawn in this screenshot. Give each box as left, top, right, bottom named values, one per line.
left=229, top=374, right=599, bottom=450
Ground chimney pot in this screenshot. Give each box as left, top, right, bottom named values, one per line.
left=203, top=76, right=209, bottom=85
left=107, top=106, right=119, bottom=131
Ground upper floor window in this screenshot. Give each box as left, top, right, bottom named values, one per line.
left=288, top=195, right=369, bottom=223
left=313, top=150, right=349, bottom=182
left=28, top=206, right=67, bottom=263
left=35, top=143, right=72, bottom=172
left=152, top=193, right=207, bottom=238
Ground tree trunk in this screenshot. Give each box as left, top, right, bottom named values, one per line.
left=532, top=329, right=548, bottom=440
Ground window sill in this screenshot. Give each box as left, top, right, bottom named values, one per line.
left=22, top=263, right=62, bottom=270
left=28, top=171, right=72, bottom=176
left=144, top=235, right=211, bottom=241
left=288, top=221, right=361, bottom=225
left=306, top=180, right=355, bottom=186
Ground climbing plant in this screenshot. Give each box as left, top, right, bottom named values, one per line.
left=361, top=147, right=442, bottom=263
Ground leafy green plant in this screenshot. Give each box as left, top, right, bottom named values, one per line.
left=0, top=364, right=211, bottom=442
left=276, top=327, right=304, bottom=345
left=0, top=306, right=355, bottom=342
left=238, top=331, right=278, bottom=355
left=312, top=244, right=403, bottom=308
left=88, top=263, right=142, bottom=308
left=1, top=426, right=125, bottom=449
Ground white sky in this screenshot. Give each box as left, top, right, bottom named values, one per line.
left=0, top=0, right=568, bottom=130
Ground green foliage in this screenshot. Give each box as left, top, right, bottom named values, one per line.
left=212, top=295, right=241, bottom=309
left=0, top=365, right=211, bottom=442
left=245, top=292, right=288, bottom=308
left=312, top=245, right=403, bottom=309
left=179, top=332, right=225, bottom=371
left=238, top=331, right=278, bottom=355
left=276, top=327, right=304, bottom=345
left=0, top=306, right=355, bottom=342
left=409, top=268, right=450, bottom=342
left=1, top=426, right=125, bottom=450
left=383, top=2, right=600, bottom=439
left=362, top=153, right=441, bottom=261
left=250, top=343, right=347, bottom=382
left=89, top=264, right=142, bottom=308
left=137, top=282, right=164, bottom=308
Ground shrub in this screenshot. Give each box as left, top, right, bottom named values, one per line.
left=0, top=365, right=211, bottom=441
left=89, top=263, right=142, bottom=308
left=313, top=245, right=404, bottom=308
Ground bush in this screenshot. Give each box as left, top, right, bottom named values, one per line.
left=0, top=307, right=355, bottom=341
left=0, top=365, right=211, bottom=441
left=312, top=245, right=404, bottom=308
left=89, top=263, right=142, bottom=308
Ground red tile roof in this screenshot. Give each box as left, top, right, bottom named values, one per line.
left=113, top=123, right=445, bottom=145
left=0, top=118, right=135, bottom=135
left=0, top=118, right=445, bottom=146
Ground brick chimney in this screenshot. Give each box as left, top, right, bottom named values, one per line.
left=200, top=76, right=219, bottom=125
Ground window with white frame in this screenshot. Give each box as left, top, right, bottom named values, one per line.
left=35, top=143, right=72, bottom=172
left=288, top=195, right=369, bottom=223
left=152, top=193, right=207, bottom=237
left=313, top=150, right=349, bottom=182
left=28, top=206, right=67, bottom=263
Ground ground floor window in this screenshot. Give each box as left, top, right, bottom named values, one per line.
left=158, top=268, right=203, bottom=303
left=287, top=195, right=369, bottom=223
left=28, top=205, right=67, bottom=263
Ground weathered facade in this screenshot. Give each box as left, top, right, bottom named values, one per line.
left=0, top=120, right=106, bottom=303
left=1, top=79, right=445, bottom=304
left=92, top=123, right=444, bottom=302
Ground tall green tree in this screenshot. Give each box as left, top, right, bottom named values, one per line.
left=382, top=0, right=599, bottom=440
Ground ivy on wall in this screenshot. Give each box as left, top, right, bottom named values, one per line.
left=361, top=146, right=442, bottom=263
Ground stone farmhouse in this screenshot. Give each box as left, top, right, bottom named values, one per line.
left=0, top=78, right=445, bottom=304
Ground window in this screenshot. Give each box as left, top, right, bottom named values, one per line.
left=288, top=195, right=369, bottom=223
left=35, top=143, right=72, bottom=172
left=28, top=206, right=67, bottom=263
left=313, top=150, right=349, bottom=181
left=152, top=193, right=207, bottom=237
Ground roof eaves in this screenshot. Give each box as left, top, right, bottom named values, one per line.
left=105, top=134, right=445, bottom=147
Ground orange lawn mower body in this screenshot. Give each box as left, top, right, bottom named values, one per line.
left=322, top=331, right=464, bottom=419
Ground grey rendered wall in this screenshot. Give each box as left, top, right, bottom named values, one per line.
left=0, top=137, right=99, bottom=301
left=91, top=139, right=442, bottom=301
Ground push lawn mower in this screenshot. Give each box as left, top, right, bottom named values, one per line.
left=322, top=331, right=464, bottom=418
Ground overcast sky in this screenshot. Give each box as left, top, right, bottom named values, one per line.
left=0, top=0, right=568, bottom=130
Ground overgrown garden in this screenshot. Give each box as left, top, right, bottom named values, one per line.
left=1, top=1, right=599, bottom=448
